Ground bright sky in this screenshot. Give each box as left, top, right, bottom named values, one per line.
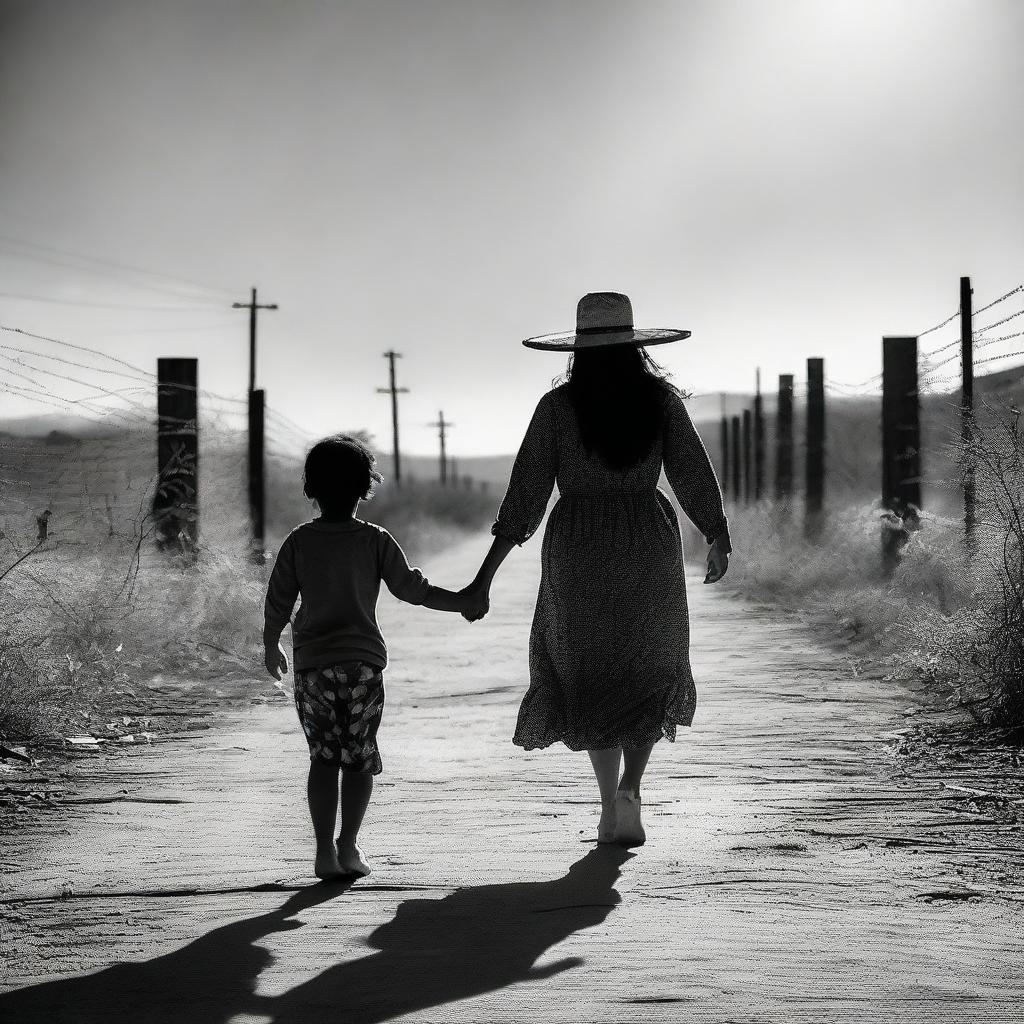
left=1, top=0, right=1022, bottom=455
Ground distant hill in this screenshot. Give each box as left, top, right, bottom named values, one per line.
left=0, top=411, right=130, bottom=440
left=375, top=452, right=514, bottom=489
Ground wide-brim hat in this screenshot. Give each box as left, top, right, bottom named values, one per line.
left=522, top=292, right=690, bottom=351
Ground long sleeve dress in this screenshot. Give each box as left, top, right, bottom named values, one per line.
left=492, top=383, right=731, bottom=751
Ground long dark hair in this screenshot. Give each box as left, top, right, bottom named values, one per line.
left=561, top=345, right=680, bottom=471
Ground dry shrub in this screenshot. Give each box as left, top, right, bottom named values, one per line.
left=0, top=463, right=498, bottom=743
left=721, top=402, right=1022, bottom=736
left=920, top=403, right=1024, bottom=735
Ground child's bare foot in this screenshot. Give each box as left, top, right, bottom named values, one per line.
left=335, top=839, right=372, bottom=876
left=314, top=848, right=348, bottom=880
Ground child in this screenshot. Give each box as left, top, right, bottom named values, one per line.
left=263, top=434, right=483, bottom=880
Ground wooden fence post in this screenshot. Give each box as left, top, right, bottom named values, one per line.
left=155, top=358, right=199, bottom=554
left=720, top=415, right=729, bottom=493
left=805, top=358, right=825, bottom=538
left=753, top=370, right=765, bottom=501
left=248, top=388, right=266, bottom=563
left=881, top=337, right=921, bottom=573
left=742, top=409, right=752, bottom=504
left=960, top=276, right=975, bottom=544
left=775, top=374, right=794, bottom=501
left=730, top=415, right=741, bottom=502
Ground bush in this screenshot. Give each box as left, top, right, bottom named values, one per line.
left=0, top=470, right=499, bottom=745
left=924, top=403, right=1024, bottom=734
left=721, top=402, right=1023, bottom=737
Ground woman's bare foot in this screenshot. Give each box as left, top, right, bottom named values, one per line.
left=597, top=803, right=616, bottom=843
left=612, top=788, right=646, bottom=846
left=335, top=839, right=372, bottom=876
left=314, top=848, right=348, bottom=880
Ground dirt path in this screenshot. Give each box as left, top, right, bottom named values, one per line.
left=1, top=531, right=1022, bottom=1023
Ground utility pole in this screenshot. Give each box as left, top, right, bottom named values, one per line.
left=232, top=287, right=277, bottom=563
left=430, top=410, right=453, bottom=485
left=232, top=287, right=278, bottom=393
left=960, top=276, right=975, bottom=545
left=377, top=351, right=408, bottom=484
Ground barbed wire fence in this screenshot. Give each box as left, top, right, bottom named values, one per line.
left=702, top=278, right=1024, bottom=535
left=0, top=322, right=269, bottom=561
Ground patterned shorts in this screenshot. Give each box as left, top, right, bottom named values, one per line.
left=293, top=661, right=385, bottom=773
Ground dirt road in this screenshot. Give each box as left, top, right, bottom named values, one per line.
left=1, top=531, right=1022, bottom=1023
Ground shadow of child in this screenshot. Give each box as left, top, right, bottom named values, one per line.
left=0, top=881, right=352, bottom=1024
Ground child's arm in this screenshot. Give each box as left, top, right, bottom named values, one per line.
left=263, top=535, right=298, bottom=679
left=420, top=584, right=483, bottom=616
left=379, top=529, right=482, bottom=618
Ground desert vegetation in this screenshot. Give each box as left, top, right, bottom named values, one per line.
left=720, top=394, right=1023, bottom=739
left=0, top=427, right=497, bottom=748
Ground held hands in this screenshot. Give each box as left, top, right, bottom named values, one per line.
left=458, top=581, right=490, bottom=622
left=704, top=538, right=729, bottom=584
left=264, top=641, right=289, bottom=680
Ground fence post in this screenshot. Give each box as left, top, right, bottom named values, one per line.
left=754, top=371, right=765, bottom=501
left=730, top=415, right=741, bottom=502
left=248, top=388, right=266, bottom=564
left=805, top=358, right=825, bottom=537
left=155, top=358, right=199, bottom=554
left=720, top=415, right=729, bottom=493
left=742, top=409, right=752, bottom=504
left=881, top=337, right=921, bottom=573
left=775, top=374, right=794, bottom=501
left=960, top=276, right=975, bottom=545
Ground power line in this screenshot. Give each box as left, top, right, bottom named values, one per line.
left=102, top=320, right=237, bottom=336
left=0, top=232, right=237, bottom=302
left=0, top=291, right=225, bottom=312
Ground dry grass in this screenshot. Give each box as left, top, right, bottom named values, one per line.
left=720, top=403, right=1022, bottom=738
left=0, top=432, right=499, bottom=746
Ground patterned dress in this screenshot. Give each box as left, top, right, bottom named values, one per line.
left=492, top=383, right=731, bottom=751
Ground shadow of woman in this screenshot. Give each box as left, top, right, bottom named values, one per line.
left=259, top=844, right=633, bottom=1023
left=0, top=846, right=631, bottom=1024
left=0, top=881, right=352, bottom=1024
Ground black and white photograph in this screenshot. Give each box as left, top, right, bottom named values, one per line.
left=1, top=1, right=1022, bottom=1021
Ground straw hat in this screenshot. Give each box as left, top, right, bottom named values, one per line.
left=522, top=292, right=690, bottom=351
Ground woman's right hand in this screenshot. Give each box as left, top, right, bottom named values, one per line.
left=704, top=539, right=729, bottom=584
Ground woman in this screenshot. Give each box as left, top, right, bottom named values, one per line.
left=465, top=292, right=731, bottom=847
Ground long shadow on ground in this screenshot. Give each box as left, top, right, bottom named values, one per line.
left=0, top=845, right=632, bottom=1023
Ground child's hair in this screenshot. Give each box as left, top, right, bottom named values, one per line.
left=303, top=434, right=383, bottom=511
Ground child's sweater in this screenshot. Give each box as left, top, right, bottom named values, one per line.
left=263, top=518, right=431, bottom=671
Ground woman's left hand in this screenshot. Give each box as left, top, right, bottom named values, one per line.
left=704, top=539, right=729, bottom=584
left=459, top=581, right=490, bottom=621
